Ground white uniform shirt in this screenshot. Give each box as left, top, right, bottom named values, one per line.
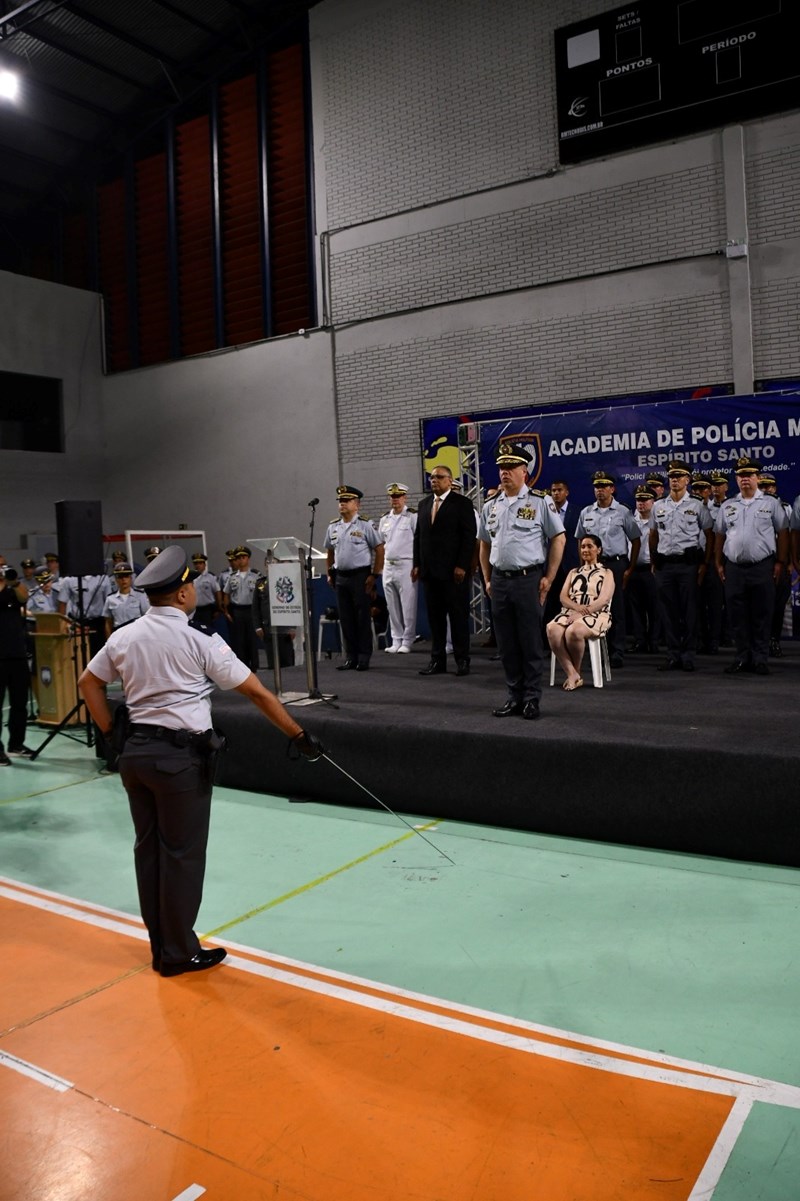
left=86, top=606, right=250, bottom=731
left=379, top=507, right=417, bottom=564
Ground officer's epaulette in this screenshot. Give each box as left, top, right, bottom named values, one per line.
left=189, top=616, right=214, bottom=636
left=529, top=488, right=548, bottom=498
left=256, top=575, right=268, bottom=591
left=407, top=506, right=417, bottom=513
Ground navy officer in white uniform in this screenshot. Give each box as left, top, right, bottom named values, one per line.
left=79, top=546, right=323, bottom=978
left=378, top=482, right=418, bottom=653
left=479, top=442, right=565, bottom=720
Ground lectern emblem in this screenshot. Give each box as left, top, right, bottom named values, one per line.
left=274, top=576, right=295, bottom=604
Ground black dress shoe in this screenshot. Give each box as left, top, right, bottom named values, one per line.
left=724, top=660, right=752, bottom=675
left=492, top=699, right=523, bottom=717
left=610, top=654, right=624, bottom=668
left=522, top=700, right=540, bottom=720
left=419, top=660, right=446, bottom=675
left=657, top=659, right=680, bottom=672
left=754, top=662, right=770, bottom=676
left=160, top=947, right=227, bottom=978
left=455, top=660, right=470, bottom=677
left=355, top=662, right=369, bottom=671
left=681, top=661, right=696, bottom=672
left=337, top=660, right=356, bottom=671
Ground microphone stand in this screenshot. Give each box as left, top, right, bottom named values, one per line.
left=302, top=499, right=337, bottom=707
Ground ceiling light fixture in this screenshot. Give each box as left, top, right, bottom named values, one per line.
left=0, top=69, right=19, bottom=101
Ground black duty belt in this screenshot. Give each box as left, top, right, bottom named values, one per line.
left=493, top=565, right=542, bottom=579
left=231, top=604, right=252, bottom=610
left=600, top=554, right=629, bottom=563
left=128, top=723, right=211, bottom=749
left=335, top=567, right=370, bottom=576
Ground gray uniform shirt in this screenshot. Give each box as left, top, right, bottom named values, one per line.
left=715, top=491, right=788, bottom=563
left=575, top=499, right=640, bottom=555
left=479, top=486, right=565, bottom=569
left=57, top=574, right=113, bottom=618
left=324, top=515, right=383, bottom=569
left=103, top=590, right=150, bottom=628
left=649, top=494, right=713, bottom=554
left=193, top=570, right=220, bottom=606
left=86, top=606, right=250, bottom=731
left=224, top=569, right=259, bottom=606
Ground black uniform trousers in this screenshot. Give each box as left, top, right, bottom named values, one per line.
left=0, top=657, right=29, bottom=753
left=724, top=556, right=775, bottom=666
left=230, top=605, right=259, bottom=671
left=626, top=563, right=660, bottom=650
left=699, top=565, right=726, bottom=650
left=120, top=734, right=213, bottom=968
left=771, top=566, right=791, bottom=641
left=600, top=556, right=629, bottom=659
left=335, top=567, right=373, bottom=665
left=492, top=568, right=544, bottom=703
left=654, top=561, right=699, bottom=666
left=424, top=576, right=471, bottom=663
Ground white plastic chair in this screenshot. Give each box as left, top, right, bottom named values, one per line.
left=549, top=633, right=611, bottom=689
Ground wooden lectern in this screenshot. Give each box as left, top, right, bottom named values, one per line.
left=31, top=613, right=87, bottom=726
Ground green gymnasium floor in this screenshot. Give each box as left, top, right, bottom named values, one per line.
left=1, top=731, right=798, bottom=1200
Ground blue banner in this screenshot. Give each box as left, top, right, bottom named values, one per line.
left=422, top=389, right=800, bottom=511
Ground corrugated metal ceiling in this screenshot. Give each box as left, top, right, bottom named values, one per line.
left=0, top=0, right=317, bottom=220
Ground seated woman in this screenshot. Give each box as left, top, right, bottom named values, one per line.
left=546, top=534, right=615, bottom=691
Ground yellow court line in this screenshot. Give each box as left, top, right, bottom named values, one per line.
left=0, top=774, right=104, bottom=807
left=203, top=820, right=444, bottom=939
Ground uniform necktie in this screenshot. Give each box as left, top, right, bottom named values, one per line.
left=431, top=496, right=441, bottom=523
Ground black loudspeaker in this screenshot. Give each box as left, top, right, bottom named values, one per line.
left=55, top=500, right=104, bottom=577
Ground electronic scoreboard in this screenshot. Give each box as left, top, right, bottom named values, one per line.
left=555, top=1, right=798, bottom=163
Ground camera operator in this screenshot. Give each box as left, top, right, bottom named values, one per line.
left=0, top=564, right=33, bottom=764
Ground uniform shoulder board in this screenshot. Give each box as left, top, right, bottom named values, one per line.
left=407, top=506, right=417, bottom=513
left=256, top=575, right=268, bottom=590
left=189, top=616, right=214, bottom=637
left=530, top=488, right=547, bottom=498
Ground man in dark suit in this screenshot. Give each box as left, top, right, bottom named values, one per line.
left=412, top=465, right=478, bottom=676
left=543, top=479, right=580, bottom=625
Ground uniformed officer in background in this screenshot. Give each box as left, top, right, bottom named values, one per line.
left=190, top=552, right=220, bottom=631
left=479, top=443, right=565, bottom=720
left=379, top=482, right=418, bottom=653
left=57, top=570, right=113, bottom=656
left=78, top=547, right=323, bottom=978
left=758, top=472, right=792, bottom=656
left=714, top=457, right=789, bottom=675
left=25, top=569, right=58, bottom=615
left=575, top=469, right=640, bottom=668
left=325, top=485, right=385, bottom=672
left=649, top=460, right=713, bottom=672
left=626, top=484, right=659, bottom=653
left=223, top=545, right=261, bottom=671
left=102, top=562, right=149, bottom=638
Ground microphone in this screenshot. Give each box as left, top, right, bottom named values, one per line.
left=308, top=497, right=320, bottom=507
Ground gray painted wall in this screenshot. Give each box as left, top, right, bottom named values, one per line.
left=99, top=330, right=340, bottom=567
left=0, top=269, right=105, bottom=564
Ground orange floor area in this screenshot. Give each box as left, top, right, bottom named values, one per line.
left=2, top=891, right=740, bottom=1201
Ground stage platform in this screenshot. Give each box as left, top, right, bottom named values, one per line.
left=211, top=640, right=800, bottom=870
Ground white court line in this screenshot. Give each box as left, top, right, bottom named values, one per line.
left=5, top=879, right=800, bottom=1117
left=0, top=1050, right=73, bottom=1092
left=170, top=1186, right=206, bottom=1201
left=687, top=1094, right=753, bottom=1199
